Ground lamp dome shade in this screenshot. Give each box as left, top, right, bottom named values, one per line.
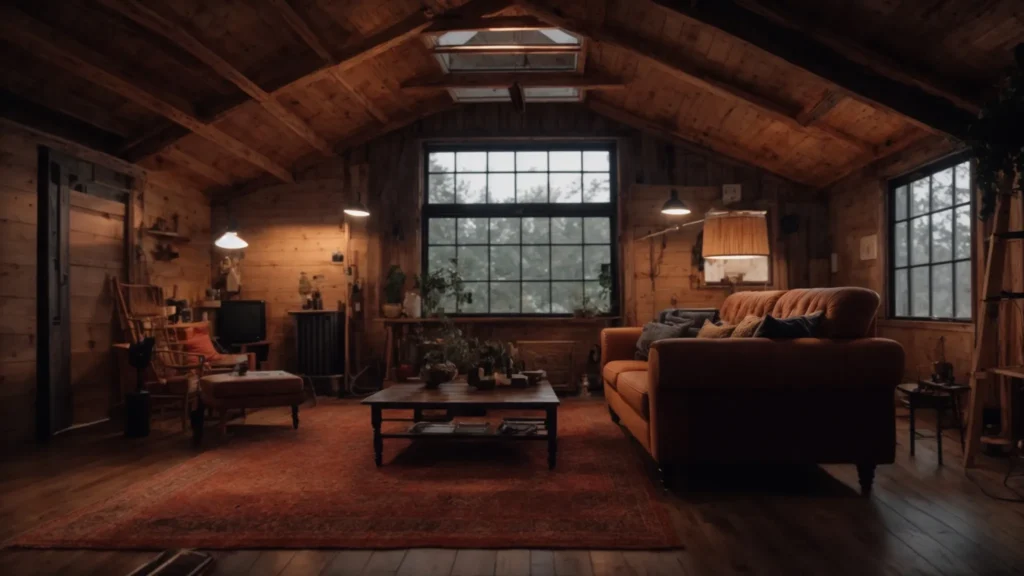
left=702, top=211, right=770, bottom=259
left=660, top=189, right=691, bottom=215
left=343, top=201, right=370, bottom=217
left=214, top=231, right=248, bottom=250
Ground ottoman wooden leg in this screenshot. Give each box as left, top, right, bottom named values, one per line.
left=292, top=405, right=300, bottom=429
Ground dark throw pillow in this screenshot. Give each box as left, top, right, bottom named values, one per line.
left=754, top=311, right=825, bottom=338
left=635, top=320, right=692, bottom=360
left=658, top=308, right=720, bottom=338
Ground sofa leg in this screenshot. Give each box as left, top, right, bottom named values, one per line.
left=292, top=405, right=300, bottom=429
left=857, top=464, right=876, bottom=496
left=609, top=406, right=620, bottom=424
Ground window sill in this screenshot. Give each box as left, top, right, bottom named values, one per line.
left=877, top=318, right=974, bottom=333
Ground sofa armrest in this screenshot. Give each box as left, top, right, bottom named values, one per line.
left=601, top=327, right=643, bottom=366
left=648, top=338, right=904, bottom=391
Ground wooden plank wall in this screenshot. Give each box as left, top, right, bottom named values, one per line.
left=825, top=136, right=977, bottom=384
left=139, top=173, right=212, bottom=305
left=68, top=191, right=125, bottom=425
left=222, top=103, right=823, bottom=377
left=0, top=126, right=211, bottom=451
left=0, top=129, right=38, bottom=448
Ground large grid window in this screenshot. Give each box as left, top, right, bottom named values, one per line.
left=889, top=154, right=973, bottom=321
left=423, top=145, right=616, bottom=315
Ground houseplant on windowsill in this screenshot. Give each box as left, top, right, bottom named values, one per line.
left=382, top=265, right=405, bottom=319
left=415, top=260, right=471, bottom=317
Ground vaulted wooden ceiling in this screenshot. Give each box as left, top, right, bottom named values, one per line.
left=1, top=0, right=1018, bottom=194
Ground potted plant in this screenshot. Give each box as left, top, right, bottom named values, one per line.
left=382, top=265, right=405, bottom=318
left=969, top=44, right=1023, bottom=219
left=417, top=320, right=477, bottom=389
left=419, top=349, right=457, bottom=389
left=416, top=260, right=471, bottom=316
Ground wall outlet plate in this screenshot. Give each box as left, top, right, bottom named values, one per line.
left=859, top=234, right=878, bottom=261
left=722, top=184, right=741, bottom=204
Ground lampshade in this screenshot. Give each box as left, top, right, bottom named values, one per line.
left=660, top=189, right=691, bottom=215
left=702, top=211, right=769, bottom=259
left=214, top=231, right=248, bottom=250
left=343, top=201, right=370, bottom=217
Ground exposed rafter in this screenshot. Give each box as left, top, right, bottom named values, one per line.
left=515, top=0, right=874, bottom=155
left=649, top=0, right=975, bottom=138
left=94, top=0, right=331, bottom=156
left=402, top=73, right=626, bottom=94
left=0, top=5, right=294, bottom=182
left=270, top=0, right=390, bottom=123
left=586, top=99, right=806, bottom=185
left=736, top=0, right=983, bottom=115
left=796, top=90, right=844, bottom=126
left=157, top=145, right=234, bottom=187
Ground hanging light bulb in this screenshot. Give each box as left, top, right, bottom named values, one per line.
left=660, top=189, right=691, bottom=215
left=214, top=217, right=248, bottom=249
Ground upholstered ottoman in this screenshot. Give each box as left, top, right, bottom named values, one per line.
left=192, top=370, right=305, bottom=444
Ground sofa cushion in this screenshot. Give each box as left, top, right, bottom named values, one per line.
left=719, top=291, right=785, bottom=325
left=771, top=288, right=879, bottom=339
left=635, top=321, right=691, bottom=360
left=602, top=360, right=648, bottom=390
left=755, top=311, right=824, bottom=338
left=697, top=320, right=735, bottom=338
left=730, top=315, right=763, bottom=338
left=616, top=371, right=650, bottom=420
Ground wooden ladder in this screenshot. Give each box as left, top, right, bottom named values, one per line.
left=964, top=192, right=1024, bottom=467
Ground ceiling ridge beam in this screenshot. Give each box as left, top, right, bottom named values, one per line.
left=94, top=0, right=331, bottom=155
left=402, top=72, right=626, bottom=93
left=0, top=6, right=294, bottom=182
left=515, top=1, right=874, bottom=155
left=648, top=0, right=975, bottom=138
left=423, top=15, right=549, bottom=34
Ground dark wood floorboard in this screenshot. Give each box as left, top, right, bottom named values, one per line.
left=1, top=399, right=1021, bottom=576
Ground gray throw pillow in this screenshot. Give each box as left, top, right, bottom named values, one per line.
left=635, top=320, right=692, bottom=360
left=658, top=308, right=720, bottom=338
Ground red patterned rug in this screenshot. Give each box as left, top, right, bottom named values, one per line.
left=11, top=401, right=680, bottom=550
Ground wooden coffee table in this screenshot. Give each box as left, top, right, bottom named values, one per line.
left=362, top=382, right=561, bottom=469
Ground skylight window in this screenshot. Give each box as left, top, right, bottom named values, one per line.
left=433, top=29, right=581, bottom=73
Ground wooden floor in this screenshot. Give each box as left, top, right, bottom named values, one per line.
left=1, top=398, right=1022, bottom=576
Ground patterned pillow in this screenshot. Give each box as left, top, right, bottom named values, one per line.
left=730, top=315, right=764, bottom=338
left=696, top=320, right=735, bottom=339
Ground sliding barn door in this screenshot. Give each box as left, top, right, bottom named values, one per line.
left=69, top=189, right=127, bottom=425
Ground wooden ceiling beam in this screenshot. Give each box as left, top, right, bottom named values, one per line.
left=515, top=1, right=874, bottom=155
left=796, top=90, right=844, bottom=126
left=649, top=0, right=975, bottom=139
left=736, top=0, right=983, bottom=115
left=586, top=99, right=812, bottom=186
left=0, top=89, right=125, bottom=153
left=0, top=6, right=294, bottom=182
left=402, top=72, right=626, bottom=93
left=268, top=0, right=391, bottom=124
left=157, top=145, right=235, bottom=187
left=94, top=0, right=331, bottom=155
left=423, top=15, right=550, bottom=34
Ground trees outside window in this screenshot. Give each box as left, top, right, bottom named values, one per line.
left=423, top=145, right=616, bottom=315
left=889, top=154, right=973, bottom=321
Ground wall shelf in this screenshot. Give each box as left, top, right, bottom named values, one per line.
left=145, top=229, right=191, bottom=242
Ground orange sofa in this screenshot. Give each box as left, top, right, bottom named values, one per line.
left=601, top=287, right=904, bottom=494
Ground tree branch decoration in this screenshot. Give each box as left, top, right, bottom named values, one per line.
left=969, top=43, right=1023, bottom=219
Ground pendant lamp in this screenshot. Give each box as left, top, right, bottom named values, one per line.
left=660, top=189, right=691, bottom=215
left=214, top=217, right=248, bottom=249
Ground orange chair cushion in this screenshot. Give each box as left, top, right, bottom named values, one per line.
left=602, top=360, right=648, bottom=390
left=182, top=325, right=221, bottom=361
left=616, top=371, right=650, bottom=420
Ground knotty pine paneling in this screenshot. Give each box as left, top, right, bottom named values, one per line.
left=140, top=172, right=212, bottom=305
left=223, top=103, right=823, bottom=378
left=825, top=136, right=981, bottom=386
